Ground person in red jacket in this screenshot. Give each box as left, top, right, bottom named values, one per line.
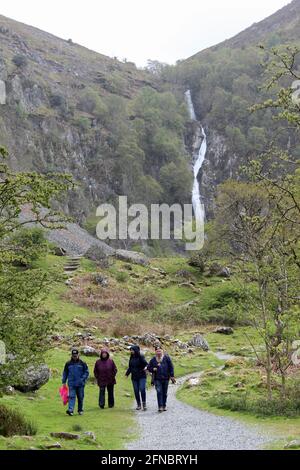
left=94, top=349, right=117, bottom=409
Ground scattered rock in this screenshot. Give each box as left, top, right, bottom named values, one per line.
left=208, top=263, right=231, bottom=278
left=81, top=346, right=99, bottom=357
left=50, top=432, right=80, bottom=440
left=4, top=385, right=15, bottom=395
left=214, top=326, right=234, bottom=335
left=284, top=440, right=300, bottom=449
left=188, top=334, right=209, bottom=351
left=115, top=249, right=149, bottom=266
left=53, top=246, right=66, bottom=257
left=187, top=377, right=201, bottom=387
left=83, top=431, right=96, bottom=441
left=14, top=364, right=50, bottom=392
left=72, top=318, right=85, bottom=328
left=45, top=442, right=62, bottom=449
left=91, top=273, right=108, bottom=287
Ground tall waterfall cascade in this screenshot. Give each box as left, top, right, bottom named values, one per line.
left=184, top=90, right=207, bottom=227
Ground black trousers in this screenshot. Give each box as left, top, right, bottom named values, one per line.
left=99, top=384, right=115, bottom=408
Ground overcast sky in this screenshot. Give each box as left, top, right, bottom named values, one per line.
left=0, top=0, right=291, bottom=66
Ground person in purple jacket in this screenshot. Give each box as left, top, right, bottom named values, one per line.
left=94, top=349, right=117, bottom=409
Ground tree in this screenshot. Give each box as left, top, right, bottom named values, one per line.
left=0, top=146, right=73, bottom=388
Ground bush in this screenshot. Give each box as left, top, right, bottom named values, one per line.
left=0, top=404, right=37, bottom=437
left=208, top=395, right=300, bottom=417
left=12, top=55, right=28, bottom=67
left=49, top=94, right=65, bottom=108
left=9, top=227, right=47, bottom=268
left=116, top=272, right=129, bottom=283
left=198, top=283, right=246, bottom=325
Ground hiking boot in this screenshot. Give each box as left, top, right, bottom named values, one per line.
left=158, top=407, right=164, bottom=412
left=78, top=411, right=83, bottom=415
left=163, top=406, right=167, bottom=411
left=66, top=410, right=74, bottom=416
left=99, top=405, right=104, bottom=409
left=136, top=405, right=142, bottom=410
left=142, top=403, right=147, bottom=411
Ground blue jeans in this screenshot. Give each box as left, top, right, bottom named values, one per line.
left=154, top=379, right=169, bottom=408
left=132, top=378, right=146, bottom=406
left=68, top=385, right=84, bottom=413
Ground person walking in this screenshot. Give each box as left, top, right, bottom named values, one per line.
left=148, top=347, right=175, bottom=412
left=62, top=349, right=89, bottom=416
left=125, top=345, right=148, bottom=411
left=94, top=349, right=117, bottom=409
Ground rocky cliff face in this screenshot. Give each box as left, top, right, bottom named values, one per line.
left=0, top=15, right=162, bottom=222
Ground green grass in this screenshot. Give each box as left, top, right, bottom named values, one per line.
left=0, top=349, right=136, bottom=450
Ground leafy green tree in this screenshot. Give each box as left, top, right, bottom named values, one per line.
left=0, top=146, right=73, bottom=388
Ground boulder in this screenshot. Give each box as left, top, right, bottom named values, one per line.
left=208, top=263, right=230, bottom=278
left=14, top=364, right=50, bottom=392
left=83, top=431, right=96, bottom=441
left=115, top=249, right=149, bottom=266
left=214, top=326, right=234, bottom=335
left=188, top=334, right=209, bottom=351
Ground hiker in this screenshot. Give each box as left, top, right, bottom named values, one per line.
left=148, top=347, right=176, bottom=412
left=125, top=345, right=148, bottom=411
left=94, top=349, right=118, bottom=409
left=62, top=349, right=89, bottom=416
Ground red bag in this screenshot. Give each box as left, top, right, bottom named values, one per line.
left=59, top=384, right=69, bottom=405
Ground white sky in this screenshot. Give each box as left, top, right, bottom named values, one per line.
left=0, top=0, right=291, bottom=66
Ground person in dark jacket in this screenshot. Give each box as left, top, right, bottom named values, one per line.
left=148, top=347, right=175, bottom=412
left=62, top=349, right=89, bottom=416
left=94, top=349, right=117, bottom=409
left=125, top=345, right=148, bottom=411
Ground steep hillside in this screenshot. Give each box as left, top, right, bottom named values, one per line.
left=0, top=14, right=191, bottom=227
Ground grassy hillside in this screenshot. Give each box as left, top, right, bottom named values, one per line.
left=0, top=249, right=299, bottom=450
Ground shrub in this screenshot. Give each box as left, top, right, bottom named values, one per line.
left=9, top=227, right=47, bottom=268
left=116, top=272, right=129, bottom=283
left=208, top=395, right=300, bottom=417
left=49, top=94, right=65, bottom=108
left=0, top=404, right=37, bottom=437
left=12, top=55, right=28, bottom=67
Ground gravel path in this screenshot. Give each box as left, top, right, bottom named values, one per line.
left=127, top=372, right=271, bottom=450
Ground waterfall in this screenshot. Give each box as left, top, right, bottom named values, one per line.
left=184, top=90, right=207, bottom=227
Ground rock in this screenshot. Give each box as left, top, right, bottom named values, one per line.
left=72, top=318, right=85, bottom=328
left=91, top=273, right=108, bottom=287
left=188, top=334, right=209, bottom=351
left=214, top=326, right=234, bottom=335
left=284, top=440, right=300, bottom=449
left=83, top=431, right=96, bottom=441
left=188, top=253, right=205, bottom=272
left=85, top=244, right=112, bottom=262
left=14, top=364, right=50, bottom=392
left=208, top=263, right=231, bottom=278
left=45, top=442, right=62, bottom=449
left=0, top=80, right=6, bottom=105
left=81, top=346, right=99, bottom=357
left=50, top=432, right=80, bottom=440
left=53, top=246, right=66, bottom=256
left=175, top=269, right=192, bottom=279
left=4, top=386, right=15, bottom=395
left=187, top=377, right=201, bottom=387
left=115, top=249, right=149, bottom=266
